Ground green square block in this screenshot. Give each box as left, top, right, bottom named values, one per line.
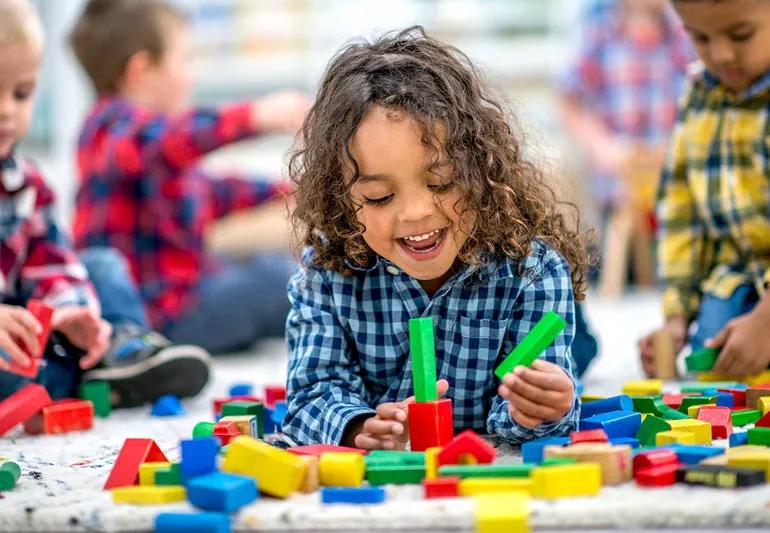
left=540, top=457, right=578, bottom=466
left=679, top=396, right=716, bottom=414
left=221, top=401, right=264, bottom=437
left=409, top=317, right=437, bottom=402
left=365, top=450, right=426, bottom=467
left=438, top=463, right=534, bottom=478
left=78, top=381, right=111, bottom=418
left=193, top=421, right=215, bottom=438
left=366, top=464, right=425, bottom=485
left=685, top=347, right=719, bottom=372
left=154, top=463, right=181, bottom=485
left=636, top=415, right=672, bottom=447
left=732, top=409, right=763, bottom=427
left=494, top=311, right=566, bottom=379
left=747, top=427, right=770, bottom=446
left=680, top=382, right=740, bottom=393
left=632, top=396, right=667, bottom=416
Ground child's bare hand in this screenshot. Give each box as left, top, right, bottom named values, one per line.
left=251, top=91, right=310, bottom=134
left=52, top=306, right=112, bottom=370
left=638, top=316, right=687, bottom=377
left=709, top=306, right=770, bottom=376
left=348, top=379, right=450, bottom=450
left=498, top=360, right=574, bottom=429
left=0, top=304, right=42, bottom=370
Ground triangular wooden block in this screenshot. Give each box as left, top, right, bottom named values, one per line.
left=103, top=438, right=168, bottom=489
left=437, top=429, right=496, bottom=466
left=755, top=411, right=770, bottom=428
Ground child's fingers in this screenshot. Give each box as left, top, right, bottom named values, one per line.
left=398, top=379, right=451, bottom=408
left=508, top=391, right=565, bottom=421
left=5, top=318, right=39, bottom=357
left=354, top=432, right=400, bottom=450
left=515, top=363, right=572, bottom=391
left=501, top=372, right=564, bottom=404
left=376, top=402, right=408, bottom=422
left=363, top=416, right=406, bottom=437
left=0, top=333, right=31, bottom=367
left=508, top=404, right=543, bottom=429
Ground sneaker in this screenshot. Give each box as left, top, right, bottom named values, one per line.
left=82, top=324, right=212, bottom=408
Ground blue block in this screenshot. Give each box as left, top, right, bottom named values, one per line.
left=701, top=388, right=719, bottom=397
left=181, top=438, right=219, bottom=481
left=716, top=392, right=734, bottom=408
left=271, top=401, right=288, bottom=427
left=321, top=486, right=386, bottom=504
left=155, top=512, right=230, bottom=533
left=665, top=444, right=725, bottom=465
left=580, top=410, right=641, bottom=439
left=151, top=395, right=185, bottom=417
left=580, top=395, right=633, bottom=420
left=263, top=407, right=276, bottom=434
left=730, top=432, right=749, bottom=447
left=521, top=437, right=569, bottom=464
left=187, top=472, right=258, bottom=512
left=228, top=383, right=253, bottom=397
left=609, top=437, right=639, bottom=448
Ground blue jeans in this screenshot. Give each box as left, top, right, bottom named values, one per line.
left=162, top=253, right=296, bottom=354
left=689, top=284, right=759, bottom=352
left=0, top=247, right=150, bottom=400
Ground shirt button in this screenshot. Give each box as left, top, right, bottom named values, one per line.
left=386, top=266, right=400, bottom=275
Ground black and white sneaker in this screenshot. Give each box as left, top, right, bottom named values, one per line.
left=82, top=324, right=211, bottom=408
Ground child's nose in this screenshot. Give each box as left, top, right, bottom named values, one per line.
left=710, top=38, right=737, bottom=65
left=397, top=189, right=435, bottom=222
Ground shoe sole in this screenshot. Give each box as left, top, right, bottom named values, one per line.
left=83, top=345, right=212, bottom=408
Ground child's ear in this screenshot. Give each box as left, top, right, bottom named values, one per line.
left=121, top=50, right=156, bottom=89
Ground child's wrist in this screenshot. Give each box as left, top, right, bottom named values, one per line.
left=341, top=414, right=372, bottom=447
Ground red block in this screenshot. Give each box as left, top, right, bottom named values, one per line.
left=437, top=429, right=496, bottom=466
left=23, top=399, right=94, bottom=435
left=7, top=300, right=54, bottom=378
left=213, top=421, right=241, bottom=445
left=633, top=449, right=678, bottom=474
left=755, top=411, right=770, bottom=428
left=635, top=462, right=680, bottom=487
left=212, top=395, right=262, bottom=416
left=264, top=385, right=286, bottom=407
left=408, top=399, right=454, bottom=452
left=662, top=393, right=698, bottom=410
left=569, top=429, right=609, bottom=445
left=0, top=383, right=52, bottom=436
left=288, top=444, right=367, bottom=457
left=103, top=438, right=168, bottom=489
left=423, top=476, right=460, bottom=499
left=718, top=388, right=746, bottom=408
left=697, top=406, right=733, bottom=439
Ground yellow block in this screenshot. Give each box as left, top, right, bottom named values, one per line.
left=298, top=455, right=319, bottom=493
left=656, top=430, right=696, bottom=446
left=318, top=452, right=365, bottom=487
left=760, top=397, right=770, bottom=415
left=459, top=478, right=533, bottom=496
left=581, top=395, right=605, bottom=403
left=727, top=451, right=770, bottom=479
left=218, top=415, right=257, bottom=437
left=687, top=404, right=716, bottom=418
left=667, top=419, right=712, bottom=445
left=531, top=463, right=601, bottom=499
left=726, top=445, right=770, bottom=457
left=474, top=491, right=530, bottom=533
left=700, top=455, right=728, bottom=466
left=697, top=372, right=733, bottom=383
left=112, top=485, right=185, bottom=504
left=622, top=379, right=663, bottom=397
left=745, top=371, right=770, bottom=387
left=222, top=436, right=306, bottom=498
left=138, top=462, right=170, bottom=486
left=544, top=444, right=632, bottom=486
left=425, top=447, right=441, bottom=480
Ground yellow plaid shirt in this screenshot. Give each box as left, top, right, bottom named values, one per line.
left=657, top=66, right=770, bottom=320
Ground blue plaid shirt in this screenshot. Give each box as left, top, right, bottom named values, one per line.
left=283, top=239, right=581, bottom=446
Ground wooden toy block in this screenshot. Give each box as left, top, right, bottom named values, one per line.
left=155, top=512, right=230, bottom=533
left=609, top=437, right=640, bottom=448
left=677, top=464, right=766, bottom=487
left=687, top=404, right=716, bottom=418
left=635, top=416, right=672, bottom=447
left=0, top=383, right=52, bottom=436
left=679, top=395, right=716, bottom=413
left=531, top=463, right=601, bottom=499
left=219, top=416, right=258, bottom=438
left=727, top=445, right=769, bottom=457
left=112, top=485, right=186, bottom=504
left=631, top=396, right=667, bottom=417
left=701, top=455, right=729, bottom=466
left=580, top=395, right=633, bottom=419
left=437, top=430, right=496, bottom=466
left=731, top=409, right=762, bottom=427
left=652, top=329, right=677, bottom=378
left=685, top=347, right=718, bottom=372
left=409, top=317, right=438, bottom=402
left=660, top=406, right=690, bottom=420
left=78, top=381, right=111, bottom=418
left=580, top=410, right=641, bottom=439
left=682, top=381, right=740, bottom=392
left=425, top=447, right=440, bottom=480
left=154, top=463, right=181, bottom=486
left=104, top=438, right=168, bottom=489
left=7, top=300, right=53, bottom=378
left=22, top=399, right=93, bottom=435
left=319, top=452, right=365, bottom=487
left=581, top=394, right=605, bottom=403
left=187, top=471, right=258, bottom=512
left=667, top=419, right=713, bottom=445
left=494, top=311, right=566, bottom=379
left=718, top=387, right=747, bottom=407
left=193, top=421, right=215, bottom=438
left=667, top=444, right=725, bottom=465
left=221, top=401, right=264, bottom=437
left=229, top=383, right=253, bottom=397
left=569, top=429, right=608, bottom=444
left=151, top=395, right=184, bottom=416
left=139, top=462, right=171, bottom=486
left=759, top=396, right=770, bottom=415
left=662, top=393, right=698, bottom=410
left=745, top=372, right=770, bottom=387
left=521, top=437, right=569, bottom=464
left=540, top=457, right=578, bottom=466
left=747, top=427, right=770, bottom=446
left=473, top=491, right=530, bottom=533
left=656, top=430, right=695, bottom=445
left=755, top=411, right=770, bottom=428
left=264, top=385, right=286, bottom=407
left=366, top=464, right=425, bottom=485
left=438, top=463, right=534, bottom=479
left=697, top=406, right=733, bottom=439
left=727, top=450, right=770, bottom=479
left=222, top=436, right=306, bottom=498
left=696, top=372, right=736, bottom=383
left=212, top=421, right=241, bottom=445
left=0, top=461, right=21, bottom=491
left=321, top=486, right=386, bottom=504
left=729, top=432, right=749, bottom=447
left=407, top=398, right=453, bottom=451
left=424, top=476, right=460, bottom=498
left=365, top=450, right=425, bottom=466
left=544, top=443, right=632, bottom=485
left=298, top=455, right=319, bottom=493
left=635, top=462, right=680, bottom=486
left=289, top=445, right=366, bottom=458
left=180, top=437, right=219, bottom=481
left=212, top=395, right=261, bottom=417
left=271, top=401, right=287, bottom=427
left=459, top=477, right=533, bottom=496
left=633, top=449, right=678, bottom=473
left=716, top=392, right=734, bottom=408
left=622, top=379, right=663, bottom=397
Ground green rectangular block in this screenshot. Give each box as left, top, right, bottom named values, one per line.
left=685, top=347, right=719, bottom=372
left=366, top=464, right=425, bottom=485
left=409, top=317, right=437, bottom=402
left=365, top=450, right=425, bottom=467
left=540, top=457, right=578, bottom=466
left=678, top=396, right=716, bottom=413
left=494, top=311, right=566, bottom=379
left=636, top=415, right=672, bottom=447
left=221, top=401, right=264, bottom=437
left=732, top=409, right=763, bottom=427
left=78, top=381, right=111, bottom=418
left=438, top=463, right=534, bottom=478
left=659, top=406, right=690, bottom=420
left=747, top=427, right=770, bottom=446
left=632, top=396, right=667, bottom=416
left=681, top=382, right=740, bottom=393
left=154, top=463, right=181, bottom=485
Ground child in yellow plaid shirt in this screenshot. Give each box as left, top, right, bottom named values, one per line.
left=640, top=0, right=770, bottom=377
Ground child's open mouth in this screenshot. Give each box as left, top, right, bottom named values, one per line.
left=397, top=227, right=448, bottom=261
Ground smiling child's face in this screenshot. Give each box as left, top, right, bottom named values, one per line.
left=348, top=106, right=475, bottom=295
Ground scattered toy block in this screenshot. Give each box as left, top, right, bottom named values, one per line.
left=366, top=464, right=425, bottom=485
left=581, top=395, right=605, bottom=403
left=151, top=395, right=184, bottom=416
left=264, top=385, right=286, bottom=407
left=580, top=395, right=633, bottom=419
left=609, top=437, right=640, bottom=448
left=687, top=404, right=716, bottom=418
left=409, top=317, right=438, bottom=402
left=298, top=455, right=319, bottom=493
left=22, top=399, right=93, bottom=435
left=425, top=446, right=441, bottom=480
left=289, top=444, right=367, bottom=457
left=727, top=445, right=769, bottom=457
left=270, top=401, right=287, bottom=428
left=424, top=476, right=460, bottom=499
left=212, top=395, right=261, bottom=417
left=635, top=416, right=672, bottom=447
left=219, top=416, right=258, bottom=438
left=716, top=392, right=734, bottom=408
left=321, top=486, right=385, bottom=504
left=700, top=455, right=729, bottom=466
left=155, top=512, right=230, bottom=533
left=531, top=463, right=601, bottom=499
left=154, top=463, right=181, bottom=486
left=632, top=396, right=667, bottom=417
left=221, top=401, right=263, bottom=430
left=730, top=432, right=749, bottom=447
left=438, top=464, right=534, bottom=479
left=570, top=429, right=608, bottom=445
left=104, top=438, right=168, bottom=489
left=521, top=437, right=569, bottom=464
left=437, top=430, right=496, bottom=467
left=679, top=396, right=715, bottom=414
left=263, top=406, right=276, bottom=434
left=319, top=452, right=365, bottom=487
left=212, top=421, right=241, bottom=445
left=187, top=471, right=257, bottom=512
left=727, top=450, right=770, bottom=479
left=473, top=491, right=530, bottom=533
left=112, top=485, right=186, bottom=504
left=755, top=411, right=770, bottom=428
left=7, top=300, right=53, bottom=378
left=697, top=406, right=733, bottom=439
left=544, top=443, right=632, bottom=485
left=666, top=444, right=725, bottom=465
left=696, top=372, right=736, bottom=383
left=407, top=398, right=453, bottom=451
left=180, top=437, right=219, bottom=482
left=685, top=347, right=718, bottom=372
left=731, top=409, right=762, bottom=427
left=365, top=450, right=425, bottom=466
left=78, top=381, right=111, bottom=418
left=193, top=421, right=215, bottom=438
left=719, top=388, right=747, bottom=408
left=0, top=461, right=21, bottom=491
left=667, top=419, right=712, bottom=445
left=622, top=379, right=663, bottom=397
left=459, top=477, right=533, bottom=496
left=229, top=383, right=253, bottom=397
left=683, top=381, right=740, bottom=392
left=0, top=383, right=52, bottom=436
left=540, top=457, right=578, bottom=466
left=633, top=449, right=678, bottom=473
left=745, top=372, right=770, bottom=387
left=759, top=396, right=770, bottom=415
left=656, top=430, right=695, bottom=445
left=635, top=462, right=680, bottom=487
left=139, top=462, right=171, bottom=486
left=494, top=312, right=566, bottom=380
left=580, top=410, right=641, bottom=439
left=662, top=393, right=697, bottom=410
left=677, top=464, right=765, bottom=487
left=652, top=329, right=677, bottom=378
left=747, top=427, right=770, bottom=446
left=222, top=436, right=306, bottom=498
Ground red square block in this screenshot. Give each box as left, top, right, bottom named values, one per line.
left=0, top=383, right=52, bottom=436
left=23, top=399, right=93, bottom=435
left=424, top=476, right=460, bottom=499
left=264, top=385, right=286, bottom=407
left=635, top=462, right=680, bottom=487
left=697, top=406, right=733, bottom=439
left=408, top=399, right=454, bottom=452
left=569, top=429, right=609, bottom=445
left=7, top=300, right=54, bottom=378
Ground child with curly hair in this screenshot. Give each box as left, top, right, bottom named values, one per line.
left=282, top=27, right=590, bottom=448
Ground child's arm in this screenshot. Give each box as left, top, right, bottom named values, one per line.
left=196, top=169, right=292, bottom=220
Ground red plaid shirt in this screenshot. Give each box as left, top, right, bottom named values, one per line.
left=1, top=156, right=98, bottom=310
left=73, top=97, right=289, bottom=329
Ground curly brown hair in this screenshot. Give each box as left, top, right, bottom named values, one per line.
left=289, top=26, right=589, bottom=300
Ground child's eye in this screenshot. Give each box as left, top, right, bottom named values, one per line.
left=363, top=194, right=393, bottom=206
left=429, top=182, right=454, bottom=194
left=731, top=30, right=754, bottom=42
left=14, top=90, right=32, bottom=101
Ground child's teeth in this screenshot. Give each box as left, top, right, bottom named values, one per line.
left=404, top=229, right=439, bottom=242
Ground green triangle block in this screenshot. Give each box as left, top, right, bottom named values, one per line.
left=636, top=415, right=672, bottom=447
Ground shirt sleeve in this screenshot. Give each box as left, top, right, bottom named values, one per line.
left=283, top=259, right=375, bottom=445
left=486, top=247, right=581, bottom=442
left=198, top=169, right=292, bottom=220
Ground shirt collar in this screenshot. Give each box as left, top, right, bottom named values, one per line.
left=698, top=63, right=770, bottom=101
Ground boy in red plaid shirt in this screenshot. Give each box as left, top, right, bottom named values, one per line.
left=69, top=0, right=307, bottom=354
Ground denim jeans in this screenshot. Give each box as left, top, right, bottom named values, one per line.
left=573, top=302, right=599, bottom=378
left=162, top=253, right=296, bottom=354
left=689, top=284, right=759, bottom=352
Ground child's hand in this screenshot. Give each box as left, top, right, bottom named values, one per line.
left=709, top=306, right=770, bottom=376
left=498, top=360, right=574, bottom=429
left=251, top=91, right=310, bottom=134
left=638, top=316, right=688, bottom=377
left=52, top=306, right=112, bottom=370
left=0, top=304, right=42, bottom=370
left=344, top=379, right=450, bottom=450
